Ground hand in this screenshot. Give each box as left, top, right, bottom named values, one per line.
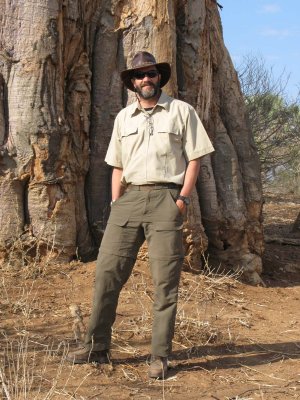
left=176, top=199, right=186, bottom=215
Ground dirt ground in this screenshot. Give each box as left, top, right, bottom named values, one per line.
left=1, top=193, right=300, bottom=400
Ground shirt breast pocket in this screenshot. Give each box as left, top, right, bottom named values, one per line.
left=121, top=126, right=140, bottom=159
left=156, top=124, right=182, bottom=155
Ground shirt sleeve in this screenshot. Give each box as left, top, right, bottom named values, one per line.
left=183, top=106, right=215, bottom=161
left=104, top=113, right=123, bottom=168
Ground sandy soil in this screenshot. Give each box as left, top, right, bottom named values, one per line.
left=1, top=194, right=300, bottom=400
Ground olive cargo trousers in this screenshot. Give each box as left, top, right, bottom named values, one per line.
left=84, top=186, right=184, bottom=357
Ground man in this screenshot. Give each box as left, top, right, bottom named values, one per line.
left=67, top=51, right=214, bottom=379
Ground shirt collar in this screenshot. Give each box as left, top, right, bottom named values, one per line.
left=130, top=91, right=171, bottom=116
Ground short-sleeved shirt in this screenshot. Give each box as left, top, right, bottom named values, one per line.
left=105, top=92, right=214, bottom=185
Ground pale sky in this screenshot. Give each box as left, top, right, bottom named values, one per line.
left=221, top=0, right=300, bottom=99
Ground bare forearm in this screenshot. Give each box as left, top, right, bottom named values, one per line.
left=111, top=167, right=124, bottom=200
left=176, top=159, right=200, bottom=213
left=180, top=159, right=201, bottom=197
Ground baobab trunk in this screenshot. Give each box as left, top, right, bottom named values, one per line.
left=0, top=0, right=264, bottom=282
left=292, top=212, right=300, bottom=235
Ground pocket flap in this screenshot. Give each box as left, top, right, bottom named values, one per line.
left=108, top=215, right=141, bottom=228
left=154, top=221, right=183, bottom=231
left=108, top=215, right=128, bottom=226
left=121, top=127, right=138, bottom=137
left=157, top=123, right=180, bottom=135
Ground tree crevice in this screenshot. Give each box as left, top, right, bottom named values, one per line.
left=0, top=0, right=264, bottom=281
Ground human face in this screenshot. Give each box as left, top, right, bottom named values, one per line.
left=131, top=66, right=161, bottom=100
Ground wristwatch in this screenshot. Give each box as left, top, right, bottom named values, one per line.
left=177, top=195, right=190, bottom=206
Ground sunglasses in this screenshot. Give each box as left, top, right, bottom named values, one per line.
left=132, top=70, right=159, bottom=80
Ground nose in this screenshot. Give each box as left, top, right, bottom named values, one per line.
left=142, top=75, right=152, bottom=82
left=141, top=77, right=153, bottom=87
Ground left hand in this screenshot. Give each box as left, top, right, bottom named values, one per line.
left=176, top=199, right=186, bottom=215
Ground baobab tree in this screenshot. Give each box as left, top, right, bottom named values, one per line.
left=0, top=0, right=263, bottom=283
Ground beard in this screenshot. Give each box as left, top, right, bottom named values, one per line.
left=135, top=81, right=160, bottom=99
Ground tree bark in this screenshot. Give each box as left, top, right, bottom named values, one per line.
left=292, top=212, right=300, bottom=236
left=0, top=0, right=264, bottom=281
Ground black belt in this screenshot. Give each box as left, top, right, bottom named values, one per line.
left=127, top=183, right=182, bottom=191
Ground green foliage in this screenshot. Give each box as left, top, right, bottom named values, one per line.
left=237, top=55, right=300, bottom=187
left=246, top=92, right=300, bottom=170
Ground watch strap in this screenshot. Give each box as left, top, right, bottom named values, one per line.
left=177, top=195, right=190, bottom=205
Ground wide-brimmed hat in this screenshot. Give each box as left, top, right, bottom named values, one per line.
left=120, top=51, right=171, bottom=91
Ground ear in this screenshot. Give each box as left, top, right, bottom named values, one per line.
left=157, top=73, right=161, bottom=86
left=131, top=78, right=136, bottom=90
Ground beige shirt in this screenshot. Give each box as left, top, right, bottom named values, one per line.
left=105, top=92, right=214, bottom=185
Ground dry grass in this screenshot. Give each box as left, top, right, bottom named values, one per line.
left=1, top=248, right=299, bottom=399
left=0, top=316, right=96, bottom=400
left=0, top=279, right=84, bottom=399
left=1, top=254, right=243, bottom=399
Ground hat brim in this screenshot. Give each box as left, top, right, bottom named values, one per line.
left=120, top=62, right=171, bottom=91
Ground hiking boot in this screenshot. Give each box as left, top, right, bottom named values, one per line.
left=148, top=355, right=168, bottom=379
left=66, top=346, right=110, bottom=364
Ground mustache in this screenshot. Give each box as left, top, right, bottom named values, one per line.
left=141, top=82, right=155, bottom=88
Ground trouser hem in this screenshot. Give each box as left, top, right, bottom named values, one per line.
left=83, top=342, right=110, bottom=352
